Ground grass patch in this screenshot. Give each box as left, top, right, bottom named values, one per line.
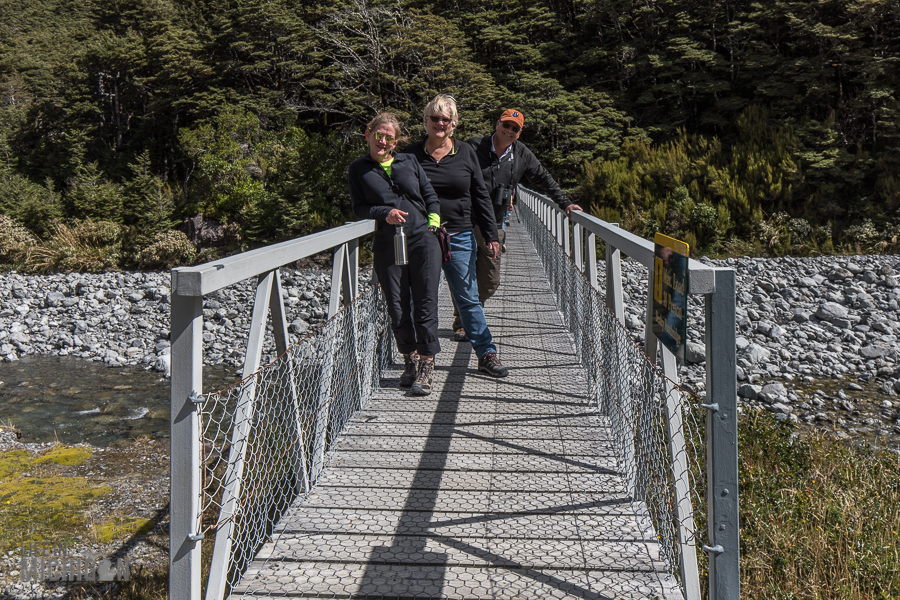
left=739, top=411, right=900, bottom=599
left=0, top=447, right=111, bottom=551
left=93, top=517, right=156, bottom=544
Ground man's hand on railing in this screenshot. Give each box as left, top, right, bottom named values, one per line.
left=564, top=204, right=583, bottom=216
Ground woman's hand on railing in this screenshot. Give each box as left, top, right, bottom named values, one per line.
left=386, top=209, right=408, bottom=225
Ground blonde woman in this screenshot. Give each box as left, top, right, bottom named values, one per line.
left=348, top=112, right=442, bottom=395
left=403, top=94, right=508, bottom=377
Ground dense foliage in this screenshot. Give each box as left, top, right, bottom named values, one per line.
left=3, top=0, right=900, bottom=268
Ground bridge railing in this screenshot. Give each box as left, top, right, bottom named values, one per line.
left=169, top=221, right=394, bottom=600
left=518, top=188, right=739, bottom=600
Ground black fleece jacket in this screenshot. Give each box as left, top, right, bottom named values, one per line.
left=467, top=135, right=571, bottom=223
left=403, top=139, right=498, bottom=243
left=348, top=152, right=440, bottom=245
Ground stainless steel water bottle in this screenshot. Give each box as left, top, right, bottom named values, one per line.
left=394, top=224, right=408, bottom=265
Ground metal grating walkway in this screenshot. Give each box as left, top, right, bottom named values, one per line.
left=231, top=218, right=681, bottom=599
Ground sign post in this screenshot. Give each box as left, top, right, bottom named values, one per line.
left=652, top=233, right=690, bottom=360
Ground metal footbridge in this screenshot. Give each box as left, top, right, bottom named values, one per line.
left=168, top=189, right=738, bottom=600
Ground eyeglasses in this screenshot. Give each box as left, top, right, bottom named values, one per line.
left=429, top=115, right=453, bottom=125
left=373, top=131, right=396, bottom=144
left=501, top=121, right=521, bottom=133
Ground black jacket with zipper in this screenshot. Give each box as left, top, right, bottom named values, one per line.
left=348, top=152, right=440, bottom=246
left=467, top=135, right=571, bottom=223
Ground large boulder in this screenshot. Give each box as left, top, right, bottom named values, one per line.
left=816, top=302, right=850, bottom=322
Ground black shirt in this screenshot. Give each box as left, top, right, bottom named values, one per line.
left=348, top=152, right=440, bottom=245
left=403, top=139, right=498, bottom=242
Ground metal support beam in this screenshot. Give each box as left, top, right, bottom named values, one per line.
left=605, top=225, right=624, bottom=323
left=706, top=268, right=739, bottom=600
left=660, top=347, right=701, bottom=600
left=205, top=270, right=277, bottom=600
left=170, top=275, right=203, bottom=600
left=586, top=232, right=599, bottom=292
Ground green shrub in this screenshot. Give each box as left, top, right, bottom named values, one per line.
left=0, top=173, right=62, bottom=236
left=135, top=231, right=196, bottom=269
left=840, top=218, right=900, bottom=254
left=0, top=214, right=38, bottom=265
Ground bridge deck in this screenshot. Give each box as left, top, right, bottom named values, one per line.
left=232, top=219, right=681, bottom=599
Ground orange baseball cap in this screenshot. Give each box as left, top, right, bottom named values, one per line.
left=499, top=109, right=524, bottom=128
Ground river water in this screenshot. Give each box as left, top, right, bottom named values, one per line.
left=0, top=356, right=237, bottom=446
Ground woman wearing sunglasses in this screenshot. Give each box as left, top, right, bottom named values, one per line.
left=348, top=112, right=443, bottom=395
left=403, top=94, right=509, bottom=378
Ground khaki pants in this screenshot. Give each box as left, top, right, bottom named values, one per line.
left=451, top=227, right=504, bottom=331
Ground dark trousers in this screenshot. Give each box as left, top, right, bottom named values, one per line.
left=373, top=232, right=442, bottom=357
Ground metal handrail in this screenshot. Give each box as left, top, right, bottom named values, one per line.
left=517, top=187, right=739, bottom=600
left=169, top=221, right=376, bottom=600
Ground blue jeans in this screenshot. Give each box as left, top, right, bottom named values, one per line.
left=443, top=230, right=497, bottom=358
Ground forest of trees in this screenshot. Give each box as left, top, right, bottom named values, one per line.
left=2, top=0, right=900, bottom=269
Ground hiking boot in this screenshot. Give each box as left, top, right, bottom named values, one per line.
left=410, top=358, right=435, bottom=396
left=451, top=327, right=468, bottom=342
left=399, top=352, right=419, bottom=388
left=478, top=352, right=509, bottom=378
left=501, top=244, right=507, bottom=254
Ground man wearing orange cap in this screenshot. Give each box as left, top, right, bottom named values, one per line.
left=448, top=109, right=581, bottom=341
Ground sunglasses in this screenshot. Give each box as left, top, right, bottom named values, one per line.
left=429, top=115, right=453, bottom=125
left=373, top=131, right=395, bottom=144
left=502, top=121, right=521, bottom=133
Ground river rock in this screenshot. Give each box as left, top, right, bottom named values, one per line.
left=816, top=302, right=850, bottom=322
left=154, top=354, right=171, bottom=377
left=860, top=345, right=887, bottom=359
left=738, top=384, right=759, bottom=400
left=771, top=402, right=793, bottom=414
left=759, top=382, right=787, bottom=402
left=742, top=344, right=770, bottom=364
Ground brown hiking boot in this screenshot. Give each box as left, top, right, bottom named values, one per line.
left=410, top=358, right=435, bottom=396
left=477, top=351, right=509, bottom=377
left=399, top=352, right=419, bottom=388
left=451, top=327, right=468, bottom=342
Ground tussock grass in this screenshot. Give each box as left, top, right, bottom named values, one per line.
left=739, top=411, right=900, bottom=599
left=28, top=220, right=121, bottom=273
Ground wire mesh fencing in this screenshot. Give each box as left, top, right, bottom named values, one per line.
left=195, top=283, right=392, bottom=598
left=519, top=203, right=709, bottom=599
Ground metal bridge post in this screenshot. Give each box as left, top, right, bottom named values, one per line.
left=586, top=231, right=598, bottom=292
left=705, top=268, right=739, bottom=600
left=573, top=224, right=583, bottom=271
left=605, top=226, right=624, bottom=323
left=170, top=273, right=203, bottom=600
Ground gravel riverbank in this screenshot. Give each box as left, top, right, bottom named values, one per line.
left=1, top=254, right=900, bottom=448
left=617, top=253, right=900, bottom=451
left=0, top=267, right=341, bottom=379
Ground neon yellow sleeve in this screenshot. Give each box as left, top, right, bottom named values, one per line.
left=427, top=212, right=441, bottom=228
